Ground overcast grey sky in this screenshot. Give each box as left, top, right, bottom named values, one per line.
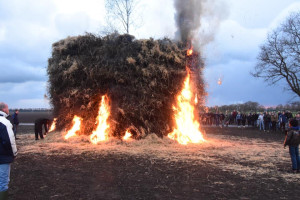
left=0, top=0, right=300, bottom=108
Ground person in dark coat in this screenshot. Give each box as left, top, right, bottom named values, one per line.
left=11, top=109, right=19, bottom=139
left=284, top=119, right=300, bottom=173
left=34, top=118, right=50, bottom=140
left=241, top=113, right=246, bottom=128
left=0, top=102, right=17, bottom=198
left=264, top=112, right=271, bottom=132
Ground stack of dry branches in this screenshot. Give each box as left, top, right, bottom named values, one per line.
left=47, top=33, right=205, bottom=138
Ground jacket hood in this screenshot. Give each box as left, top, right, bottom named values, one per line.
left=0, top=111, right=8, bottom=118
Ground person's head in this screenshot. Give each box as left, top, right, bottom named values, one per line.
left=289, top=119, right=298, bottom=128
left=0, top=102, right=9, bottom=115
left=15, top=109, right=19, bottom=114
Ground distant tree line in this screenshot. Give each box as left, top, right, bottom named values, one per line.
left=9, top=108, right=52, bottom=112
left=207, top=101, right=300, bottom=114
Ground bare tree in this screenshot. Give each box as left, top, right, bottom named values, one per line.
left=105, top=0, right=140, bottom=34
left=253, top=12, right=300, bottom=97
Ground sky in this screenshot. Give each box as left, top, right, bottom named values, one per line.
left=0, top=0, right=300, bottom=108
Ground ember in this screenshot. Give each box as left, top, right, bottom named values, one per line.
left=64, top=116, right=82, bottom=139
left=218, top=77, right=222, bottom=85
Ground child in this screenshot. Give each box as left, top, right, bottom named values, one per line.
left=283, top=119, right=300, bottom=173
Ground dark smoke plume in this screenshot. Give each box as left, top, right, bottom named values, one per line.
left=174, top=0, right=229, bottom=48
left=174, top=0, right=203, bottom=44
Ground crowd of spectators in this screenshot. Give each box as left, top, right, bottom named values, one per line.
left=199, top=110, right=300, bottom=132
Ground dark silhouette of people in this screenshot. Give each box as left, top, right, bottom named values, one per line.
left=34, top=118, right=50, bottom=140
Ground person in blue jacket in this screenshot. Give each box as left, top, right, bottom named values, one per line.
left=279, top=111, right=288, bottom=132
left=0, top=102, right=17, bottom=199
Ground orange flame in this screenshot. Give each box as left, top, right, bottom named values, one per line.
left=187, top=48, right=193, bottom=56
left=195, top=94, right=198, bottom=104
left=168, top=73, right=205, bottom=145
left=64, top=116, right=82, bottom=139
left=90, top=95, right=110, bottom=144
left=49, top=118, right=57, bottom=132
left=123, top=130, right=132, bottom=140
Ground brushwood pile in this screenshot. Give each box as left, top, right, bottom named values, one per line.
left=47, top=33, right=205, bottom=138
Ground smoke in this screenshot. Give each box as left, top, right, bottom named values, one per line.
left=174, top=0, right=229, bottom=49
left=174, top=0, right=202, bottom=44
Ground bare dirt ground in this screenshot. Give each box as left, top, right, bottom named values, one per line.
left=9, top=126, right=300, bottom=200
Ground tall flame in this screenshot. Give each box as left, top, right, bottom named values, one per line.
left=168, top=73, right=205, bottom=145
left=90, top=95, right=110, bottom=144
left=64, top=116, right=82, bottom=139
left=49, top=118, right=57, bottom=132
left=123, top=130, right=132, bottom=140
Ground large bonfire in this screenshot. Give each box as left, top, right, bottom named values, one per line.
left=47, top=33, right=206, bottom=143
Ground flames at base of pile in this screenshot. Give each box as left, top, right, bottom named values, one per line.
left=48, top=118, right=57, bottom=132
left=123, top=130, right=132, bottom=140
left=64, top=116, right=82, bottom=139
left=64, top=95, right=134, bottom=144
left=63, top=74, right=205, bottom=145
left=90, top=95, right=110, bottom=144
left=167, top=72, right=205, bottom=145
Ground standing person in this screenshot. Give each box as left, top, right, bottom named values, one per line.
left=11, top=109, right=19, bottom=140
left=247, top=113, right=252, bottom=127
left=0, top=102, right=17, bottom=198
left=236, top=112, right=242, bottom=128
left=34, top=118, right=50, bottom=140
left=232, top=110, right=237, bottom=124
left=280, top=112, right=288, bottom=132
left=224, top=111, right=230, bottom=127
left=241, top=113, right=246, bottom=128
left=258, top=112, right=264, bottom=131
left=271, top=112, right=277, bottom=132
left=296, top=112, right=300, bottom=127
left=215, top=112, right=220, bottom=127
left=283, top=119, right=300, bottom=173
left=253, top=112, right=259, bottom=127
left=264, top=112, right=271, bottom=132
left=220, top=113, right=225, bottom=128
